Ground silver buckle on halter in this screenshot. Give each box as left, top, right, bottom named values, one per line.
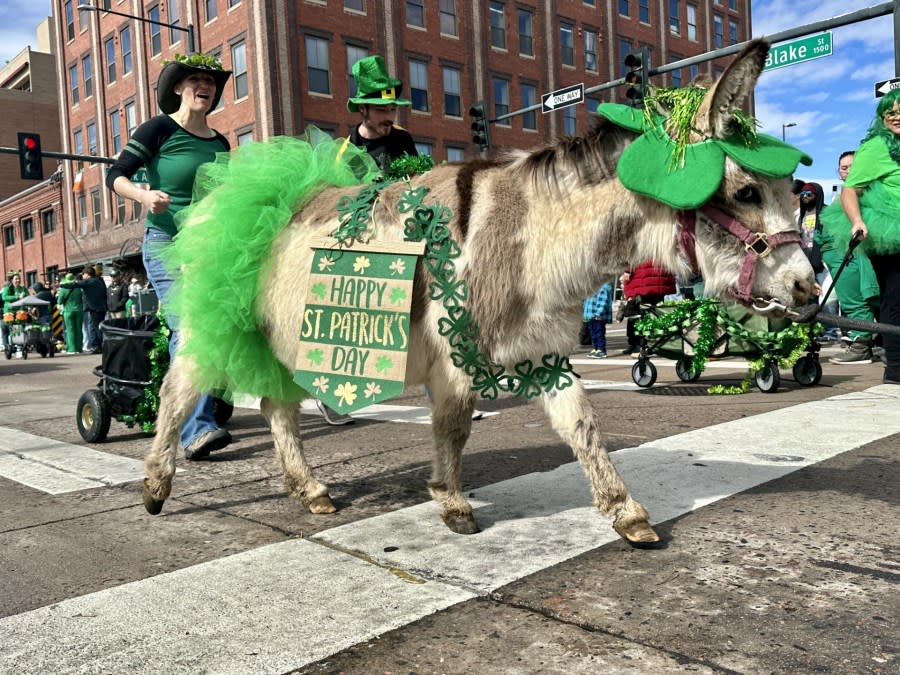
left=745, top=233, right=771, bottom=257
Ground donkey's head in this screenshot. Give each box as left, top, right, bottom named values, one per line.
left=605, top=39, right=814, bottom=314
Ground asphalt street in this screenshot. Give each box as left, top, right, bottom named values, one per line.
left=0, top=328, right=897, bottom=674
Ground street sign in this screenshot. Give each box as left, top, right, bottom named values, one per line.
left=875, top=77, right=900, bottom=98
left=763, top=32, right=833, bottom=71
left=541, top=83, right=584, bottom=114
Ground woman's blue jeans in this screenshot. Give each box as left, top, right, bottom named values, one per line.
left=143, top=228, right=220, bottom=449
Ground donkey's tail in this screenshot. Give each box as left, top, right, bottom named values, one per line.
left=163, top=129, right=380, bottom=402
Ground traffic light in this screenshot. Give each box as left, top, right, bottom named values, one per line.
left=624, top=47, right=651, bottom=107
left=469, top=101, right=491, bottom=152
left=17, top=132, right=43, bottom=181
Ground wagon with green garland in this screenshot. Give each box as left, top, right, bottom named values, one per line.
left=630, top=298, right=822, bottom=393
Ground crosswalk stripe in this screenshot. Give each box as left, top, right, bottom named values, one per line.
left=3, top=385, right=898, bottom=673
left=0, top=427, right=144, bottom=495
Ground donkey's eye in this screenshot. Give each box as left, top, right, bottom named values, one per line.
left=734, top=186, right=761, bottom=204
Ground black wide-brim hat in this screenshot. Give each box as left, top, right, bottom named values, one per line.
left=157, top=60, right=232, bottom=114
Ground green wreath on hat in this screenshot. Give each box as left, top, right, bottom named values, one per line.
left=596, top=94, right=812, bottom=210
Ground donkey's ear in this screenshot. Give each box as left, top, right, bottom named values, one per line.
left=693, top=39, right=769, bottom=139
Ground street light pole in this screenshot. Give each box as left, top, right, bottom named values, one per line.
left=76, top=3, right=195, bottom=53
left=782, top=122, right=797, bottom=141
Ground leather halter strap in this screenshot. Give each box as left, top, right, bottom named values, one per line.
left=677, top=206, right=802, bottom=303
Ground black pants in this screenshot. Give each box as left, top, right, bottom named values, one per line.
left=869, top=252, right=900, bottom=373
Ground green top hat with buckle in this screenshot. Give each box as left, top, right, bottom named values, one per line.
left=347, top=55, right=411, bottom=112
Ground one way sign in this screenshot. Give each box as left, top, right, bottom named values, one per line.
left=875, top=77, right=900, bottom=98
left=541, top=83, right=584, bottom=113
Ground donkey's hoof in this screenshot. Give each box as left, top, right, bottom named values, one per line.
left=142, top=480, right=165, bottom=516
left=308, top=494, right=337, bottom=514
left=614, top=519, right=662, bottom=549
left=443, top=513, right=480, bottom=535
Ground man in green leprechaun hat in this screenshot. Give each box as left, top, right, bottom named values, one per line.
left=345, top=55, right=418, bottom=170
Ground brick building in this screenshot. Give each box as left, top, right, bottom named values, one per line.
left=2, top=0, right=750, bottom=283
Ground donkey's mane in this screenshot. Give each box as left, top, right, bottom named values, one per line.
left=510, top=117, right=637, bottom=196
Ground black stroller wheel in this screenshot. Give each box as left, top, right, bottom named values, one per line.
left=631, top=359, right=657, bottom=388
left=755, top=360, right=781, bottom=393
left=77, top=389, right=112, bottom=442
left=675, top=357, right=701, bottom=382
left=792, top=355, right=822, bottom=386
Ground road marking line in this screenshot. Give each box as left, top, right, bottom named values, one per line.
left=3, top=386, right=898, bottom=673
left=0, top=427, right=144, bottom=495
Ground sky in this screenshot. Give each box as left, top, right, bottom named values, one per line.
left=1, top=0, right=894, bottom=197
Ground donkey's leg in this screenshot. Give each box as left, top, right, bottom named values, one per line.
left=259, top=397, right=335, bottom=513
left=426, top=368, right=478, bottom=534
left=540, top=379, right=659, bottom=545
left=142, top=363, right=201, bottom=515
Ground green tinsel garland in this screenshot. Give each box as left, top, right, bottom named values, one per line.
left=635, top=299, right=819, bottom=395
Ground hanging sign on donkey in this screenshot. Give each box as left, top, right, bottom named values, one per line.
left=294, top=237, right=425, bottom=413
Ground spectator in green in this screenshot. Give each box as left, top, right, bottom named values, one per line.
left=2, top=273, right=28, bottom=349
left=57, top=273, right=84, bottom=354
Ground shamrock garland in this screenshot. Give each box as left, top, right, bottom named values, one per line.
left=118, top=314, right=171, bottom=433
left=329, top=158, right=574, bottom=400
left=635, top=298, right=820, bottom=395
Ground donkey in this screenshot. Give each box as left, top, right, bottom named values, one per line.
left=142, top=40, right=814, bottom=546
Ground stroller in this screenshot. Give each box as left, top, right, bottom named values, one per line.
left=630, top=300, right=822, bottom=393
left=76, top=316, right=233, bottom=442
left=3, top=310, right=56, bottom=360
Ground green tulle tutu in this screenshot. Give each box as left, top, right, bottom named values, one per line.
left=819, top=180, right=900, bottom=255
left=162, top=128, right=380, bottom=402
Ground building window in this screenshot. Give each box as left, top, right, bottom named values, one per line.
left=414, top=142, right=432, bottom=156
left=728, top=0, right=737, bottom=9
left=586, top=96, right=601, bottom=113
left=73, top=129, right=84, bottom=161
left=206, top=0, right=218, bottom=21
left=3, top=225, right=14, bottom=247
left=619, top=0, right=630, bottom=17
left=518, top=9, right=533, bottom=57
left=409, top=60, right=429, bottom=112
left=46, top=266, right=60, bottom=285
left=133, top=199, right=142, bottom=221
left=91, top=190, right=102, bottom=232
left=42, top=210, right=56, bottom=235
left=167, top=0, right=182, bottom=45
left=345, top=0, right=365, bottom=10
left=406, top=0, right=424, bottom=28
left=22, top=218, right=34, bottom=242
left=65, top=1, right=75, bottom=40
left=490, top=2, right=506, bottom=50
left=564, top=106, right=576, bottom=135
left=492, top=77, right=510, bottom=124
left=237, top=130, right=253, bottom=145
left=304, top=36, right=329, bottom=95
left=689, top=63, right=699, bottom=81
left=105, top=37, right=116, bottom=82
left=560, top=22, right=575, bottom=67
left=347, top=45, right=367, bottom=97
left=82, top=54, right=93, bottom=98
left=670, top=53, right=683, bottom=86
left=110, top=111, right=122, bottom=154
left=618, top=38, right=633, bottom=76
left=439, top=0, right=457, bottom=36
left=232, top=40, right=248, bottom=98
left=584, top=30, right=598, bottom=72
left=729, top=19, right=738, bottom=46
left=669, top=0, right=680, bottom=35
left=713, top=14, right=724, bottom=48
left=447, top=147, right=465, bottom=162
left=149, top=6, right=162, bottom=55
left=124, top=101, right=136, bottom=137
left=116, top=195, right=126, bottom=223
left=121, top=27, right=132, bottom=74
left=87, top=122, right=97, bottom=156
left=639, top=0, right=650, bottom=24
left=442, top=66, right=461, bottom=117
left=228, top=0, right=240, bottom=6
left=78, top=195, right=88, bottom=235
left=521, top=83, right=536, bottom=130
left=69, top=64, right=79, bottom=104
left=687, top=4, right=697, bottom=41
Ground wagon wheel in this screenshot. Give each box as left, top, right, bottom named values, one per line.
left=21, top=347, right=27, bottom=360
left=4, top=347, right=11, bottom=360
left=37, top=344, right=48, bottom=358
left=792, top=355, right=822, bottom=387
left=77, top=389, right=112, bottom=442
left=212, top=397, right=234, bottom=426
left=631, top=359, right=657, bottom=388
left=754, top=360, right=781, bottom=393
left=675, top=357, right=701, bottom=383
